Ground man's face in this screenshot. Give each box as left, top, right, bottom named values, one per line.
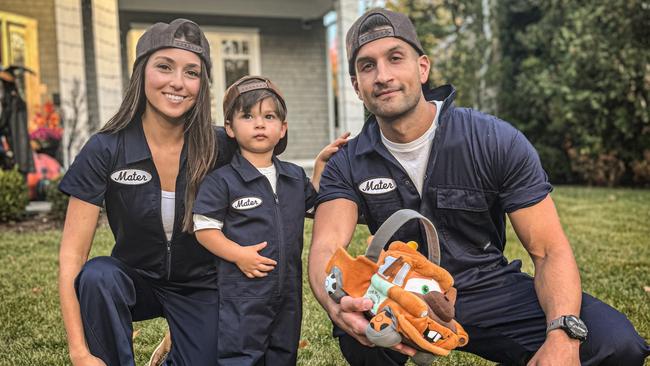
left=352, top=37, right=430, bottom=121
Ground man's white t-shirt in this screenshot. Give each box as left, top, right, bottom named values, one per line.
left=380, top=101, right=442, bottom=196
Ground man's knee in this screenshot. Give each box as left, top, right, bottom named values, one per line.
left=582, top=296, right=649, bottom=365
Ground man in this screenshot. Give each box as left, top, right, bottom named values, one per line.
left=308, top=8, right=649, bottom=366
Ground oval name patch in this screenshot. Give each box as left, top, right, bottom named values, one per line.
left=231, top=196, right=263, bottom=210
left=110, top=169, right=152, bottom=185
left=359, top=177, right=396, bottom=195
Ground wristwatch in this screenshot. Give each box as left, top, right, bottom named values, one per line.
left=546, top=315, right=588, bottom=342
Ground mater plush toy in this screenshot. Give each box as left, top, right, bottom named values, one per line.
left=324, top=209, right=469, bottom=366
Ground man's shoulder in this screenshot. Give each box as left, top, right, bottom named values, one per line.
left=447, top=107, right=520, bottom=141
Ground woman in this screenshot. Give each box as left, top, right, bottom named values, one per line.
left=58, top=19, right=236, bottom=365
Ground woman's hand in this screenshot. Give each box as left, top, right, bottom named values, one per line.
left=312, top=132, right=351, bottom=191
left=234, top=241, right=278, bottom=278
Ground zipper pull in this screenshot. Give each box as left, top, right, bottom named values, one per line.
left=273, top=193, right=279, bottom=204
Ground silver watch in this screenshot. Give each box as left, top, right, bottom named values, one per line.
left=546, top=315, right=588, bottom=342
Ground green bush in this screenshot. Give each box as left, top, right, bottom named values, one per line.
left=45, top=175, right=68, bottom=221
left=0, top=167, right=29, bottom=222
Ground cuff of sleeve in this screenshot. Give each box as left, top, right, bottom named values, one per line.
left=315, top=191, right=360, bottom=208
left=193, top=214, right=224, bottom=231
left=503, top=184, right=553, bottom=213
left=58, top=183, right=104, bottom=207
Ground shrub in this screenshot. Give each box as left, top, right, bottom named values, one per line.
left=567, top=148, right=626, bottom=187
left=45, top=176, right=68, bottom=221
left=0, top=167, right=29, bottom=222
left=630, top=150, right=650, bottom=186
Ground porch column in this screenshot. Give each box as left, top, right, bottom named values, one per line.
left=335, top=0, right=365, bottom=136
left=54, top=0, right=88, bottom=166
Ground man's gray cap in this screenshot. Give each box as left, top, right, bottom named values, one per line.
left=135, top=18, right=211, bottom=72
left=346, top=8, right=424, bottom=75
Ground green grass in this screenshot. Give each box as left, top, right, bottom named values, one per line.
left=0, top=186, right=648, bottom=365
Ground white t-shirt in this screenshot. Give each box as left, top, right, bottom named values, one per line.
left=161, top=190, right=175, bottom=241
left=193, top=163, right=277, bottom=232
left=380, top=101, right=442, bottom=197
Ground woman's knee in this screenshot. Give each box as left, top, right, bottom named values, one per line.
left=75, top=256, right=132, bottom=298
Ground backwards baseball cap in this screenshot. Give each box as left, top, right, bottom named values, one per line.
left=346, top=8, right=424, bottom=75
left=222, top=75, right=288, bottom=155
left=135, top=18, right=212, bottom=73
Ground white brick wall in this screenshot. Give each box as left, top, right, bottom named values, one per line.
left=260, top=26, right=330, bottom=161
left=91, top=0, right=123, bottom=126
left=54, top=0, right=89, bottom=165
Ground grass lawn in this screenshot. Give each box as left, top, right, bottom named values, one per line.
left=0, top=186, right=648, bottom=365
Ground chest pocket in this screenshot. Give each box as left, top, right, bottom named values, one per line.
left=434, top=188, right=494, bottom=257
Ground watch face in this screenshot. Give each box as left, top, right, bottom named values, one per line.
left=565, top=316, right=588, bottom=339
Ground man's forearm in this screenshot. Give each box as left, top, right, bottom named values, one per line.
left=532, top=244, right=582, bottom=323
left=308, top=199, right=358, bottom=310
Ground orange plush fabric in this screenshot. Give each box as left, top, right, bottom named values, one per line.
left=325, top=240, right=469, bottom=361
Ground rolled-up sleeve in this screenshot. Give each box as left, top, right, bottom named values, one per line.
left=315, top=149, right=360, bottom=208
left=497, top=130, right=553, bottom=213
left=58, top=134, right=111, bottom=207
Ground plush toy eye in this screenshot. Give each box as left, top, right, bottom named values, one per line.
left=405, top=278, right=442, bottom=294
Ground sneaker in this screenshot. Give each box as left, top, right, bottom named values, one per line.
left=148, top=330, right=172, bottom=366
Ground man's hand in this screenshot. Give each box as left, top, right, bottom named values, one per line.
left=329, top=296, right=374, bottom=346
left=328, top=296, right=417, bottom=356
left=527, top=330, right=580, bottom=366
left=235, top=242, right=277, bottom=278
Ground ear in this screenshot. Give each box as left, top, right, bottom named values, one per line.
left=351, top=75, right=362, bottom=100
left=225, top=121, right=235, bottom=138
left=280, top=121, right=288, bottom=138
left=418, top=54, right=431, bottom=85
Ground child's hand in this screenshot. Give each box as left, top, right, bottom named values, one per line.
left=316, top=132, right=351, bottom=164
left=235, top=241, right=277, bottom=278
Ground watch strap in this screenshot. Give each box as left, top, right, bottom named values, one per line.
left=546, top=316, right=565, bottom=333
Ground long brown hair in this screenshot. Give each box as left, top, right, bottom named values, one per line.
left=100, top=23, right=216, bottom=233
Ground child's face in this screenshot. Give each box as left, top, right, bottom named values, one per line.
left=226, top=98, right=287, bottom=156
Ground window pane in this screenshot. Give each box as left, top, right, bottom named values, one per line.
left=224, top=59, right=249, bottom=88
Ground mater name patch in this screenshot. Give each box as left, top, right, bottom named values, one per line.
left=359, top=177, right=396, bottom=195
left=231, top=196, right=263, bottom=210
left=110, top=169, right=152, bottom=185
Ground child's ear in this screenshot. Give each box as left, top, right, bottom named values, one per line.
left=225, top=121, right=235, bottom=138
left=280, top=121, right=288, bottom=138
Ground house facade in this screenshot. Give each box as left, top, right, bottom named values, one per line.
left=1, top=0, right=381, bottom=167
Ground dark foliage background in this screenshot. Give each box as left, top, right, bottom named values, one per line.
left=388, top=0, right=650, bottom=186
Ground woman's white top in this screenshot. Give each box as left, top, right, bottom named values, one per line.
left=161, top=190, right=176, bottom=241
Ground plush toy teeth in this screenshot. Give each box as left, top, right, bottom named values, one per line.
left=424, top=329, right=443, bottom=343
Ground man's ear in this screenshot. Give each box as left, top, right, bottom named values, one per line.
left=418, top=54, right=431, bottom=85
left=225, top=121, right=235, bottom=138
left=351, top=75, right=362, bottom=100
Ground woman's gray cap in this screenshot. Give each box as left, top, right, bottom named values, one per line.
left=135, top=18, right=212, bottom=72
left=346, top=8, right=424, bottom=75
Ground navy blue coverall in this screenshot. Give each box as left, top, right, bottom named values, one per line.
left=193, top=151, right=317, bottom=366
left=59, top=118, right=236, bottom=366
left=316, top=85, right=650, bottom=365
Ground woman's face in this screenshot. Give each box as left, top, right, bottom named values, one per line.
left=143, top=48, right=202, bottom=123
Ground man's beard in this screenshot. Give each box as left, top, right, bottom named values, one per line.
left=367, top=88, right=421, bottom=123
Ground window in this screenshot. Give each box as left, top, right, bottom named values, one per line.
left=0, top=11, right=40, bottom=120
